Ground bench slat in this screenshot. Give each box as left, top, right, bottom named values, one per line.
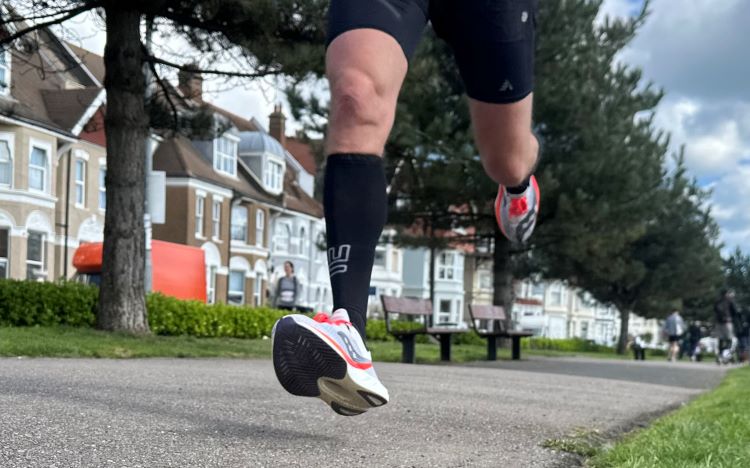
left=381, top=296, right=433, bottom=316
left=469, top=304, right=507, bottom=321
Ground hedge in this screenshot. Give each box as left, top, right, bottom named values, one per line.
left=0, top=279, right=97, bottom=327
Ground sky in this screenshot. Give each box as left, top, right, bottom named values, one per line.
left=60, top=0, right=749, bottom=254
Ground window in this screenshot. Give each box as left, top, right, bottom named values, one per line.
left=299, top=226, right=306, bottom=255
left=212, top=200, right=221, bottom=239
left=264, top=159, right=283, bottom=192
left=437, top=252, right=457, bottom=280
left=255, top=210, right=265, bottom=247
left=531, top=282, right=545, bottom=297
left=373, top=247, right=386, bottom=268
left=549, top=284, right=562, bottom=306
left=273, top=222, right=290, bottom=253
left=98, top=168, right=106, bottom=210
left=0, top=50, right=10, bottom=95
left=479, top=272, right=492, bottom=290
left=195, top=195, right=205, bottom=237
left=581, top=321, right=589, bottom=339
left=0, top=139, right=11, bottom=186
left=253, top=274, right=263, bottom=306
left=26, top=231, right=45, bottom=279
left=228, top=270, right=245, bottom=305
left=391, top=250, right=400, bottom=273
left=206, top=265, right=217, bottom=304
left=0, top=228, right=8, bottom=278
left=74, top=159, right=86, bottom=206
left=29, top=145, right=48, bottom=192
left=231, top=205, right=247, bottom=241
left=214, top=136, right=238, bottom=176
left=438, top=299, right=452, bottom=325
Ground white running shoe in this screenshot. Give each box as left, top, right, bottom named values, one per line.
left=495, top=175, right=540, bottom=244
left=271, top=309, right=389, bottom=416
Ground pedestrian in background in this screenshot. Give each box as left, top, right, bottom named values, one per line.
left=663, top=309, right=686, bottom=362
left=630, top=334, right=646, bottom=361
left=714, top=289, right=739, bottom=362
left=274, top=261, right=301, bottom=311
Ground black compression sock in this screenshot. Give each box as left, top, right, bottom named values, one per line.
left=324, top=154, right=387, bottom=338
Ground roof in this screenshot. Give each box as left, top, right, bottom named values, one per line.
left=204, top=102, right=259, bottom=133
left=65, top=42, right=105, bottom=84
left=238, top=131, right=286, bottom=158
left=153, top=135, right=281, bottom=206
left=515, top=298, right=544, bottom=306
left=282, top=168, right=323, bottom=218
left=0, top=29, right=99, bottom=137
left=41, top=87, right=101, bottom=131
left=285, top=136, right=319, bottom=175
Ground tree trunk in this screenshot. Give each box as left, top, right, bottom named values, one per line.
left=98, top=6, right=149, bottom=333
left=492, top=228, right=514, bottom=318
left=616, top=309, right=630, bottom=355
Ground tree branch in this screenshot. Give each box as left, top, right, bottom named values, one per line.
left=0, top=2, right=101, bottom=47
left=144, top=53, right=281, bottom=79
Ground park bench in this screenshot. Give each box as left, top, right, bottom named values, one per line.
left=468, top=304, right=533, bottom=360
left=380, top=295, right=467, bottom=363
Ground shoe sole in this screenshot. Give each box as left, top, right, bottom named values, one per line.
left=272, top=316, right=388, bottom=416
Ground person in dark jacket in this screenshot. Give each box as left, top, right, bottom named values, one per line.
left=714, top=289, right=739, bottom=360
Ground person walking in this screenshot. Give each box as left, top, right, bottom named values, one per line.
left=714, top=289, right=739, bottom=363
left=271, top=0, right=542, bottom=416
left=663, top=310, right=686, bottom=362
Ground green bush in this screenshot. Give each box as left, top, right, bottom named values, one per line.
left=0, top=279, right=97, bottom=327
left=453, top=330, right=486, bottom=346
left=365, top=319, right=394, bottom=342
left=147, top=293, right=287, bottom=339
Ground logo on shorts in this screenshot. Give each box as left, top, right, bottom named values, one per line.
left=499, top=80, right=514, bottom=92
left=522, top=11, right=529, bottom=23
left=328, top=244, right=351, bottom=277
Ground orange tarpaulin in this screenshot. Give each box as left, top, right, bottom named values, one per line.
left=73, top=240, right=207, bottom=302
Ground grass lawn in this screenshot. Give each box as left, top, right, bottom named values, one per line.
left=2, top=326, right=648, bottom=362
left=589, top=366, right=750, bottom=468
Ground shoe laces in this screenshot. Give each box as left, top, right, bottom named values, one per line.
left=313, top=312, right=351, bottom=327
left=509, top=196, right=528, bottom=217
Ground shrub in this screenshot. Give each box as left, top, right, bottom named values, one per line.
left=146, top=293, right=287, bottom=339
left=0, top=279, right=97, bottom=327
left=365, top=319, right=394, bottom=342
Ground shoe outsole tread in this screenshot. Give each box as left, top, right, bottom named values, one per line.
left=272, top=316, right=347, bottom=397
left=272, top=316, right=389, bottom=416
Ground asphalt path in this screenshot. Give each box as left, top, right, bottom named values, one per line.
left=0, top=357, right=726, bottom=467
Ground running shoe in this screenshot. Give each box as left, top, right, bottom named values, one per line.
left=272, top=309, right=389, bottom=416
left=495, top=175, right=540, bottom=244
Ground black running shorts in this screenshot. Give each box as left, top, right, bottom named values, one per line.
left=327, top=0, right=538, bottom=104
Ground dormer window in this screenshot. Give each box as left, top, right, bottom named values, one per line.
left=264, top=159, right=283, bottom=192
left=214, top=135, right=238, bottom=177
left=0, top=49, right=10, bottom=95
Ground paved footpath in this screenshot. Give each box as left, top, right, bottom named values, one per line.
left=0, top=357, right=726, bottom=468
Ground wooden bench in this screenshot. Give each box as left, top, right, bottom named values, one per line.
left=381, top=295, right=467, bottom=363
left=469, top=304, right=533, bottom=360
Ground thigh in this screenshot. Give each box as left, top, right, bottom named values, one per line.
left=328, top=0, right=429, bottom=61
left=430, top=0, right=538, bottom=104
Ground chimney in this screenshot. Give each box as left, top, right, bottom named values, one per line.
left=269, top=104, right=286, bottom=148
left=178, top=64, right=203, bottom=101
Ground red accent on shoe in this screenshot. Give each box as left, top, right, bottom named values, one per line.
left=313, top=312, right=352, bottom=327
left=509, top=197, right=528, bottom=217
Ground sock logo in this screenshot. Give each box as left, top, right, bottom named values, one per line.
left=328, top=244, right=351, bottom=277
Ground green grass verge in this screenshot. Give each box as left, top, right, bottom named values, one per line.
left=0, top=326, right=272, bottom=358
left=1, top=326, right=647, bottom=362
left=589, top=366, right=750, bottom=468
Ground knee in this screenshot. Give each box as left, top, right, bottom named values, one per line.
left=480, top=134, right=538, bottom=187
left=329, top=69, right=386, bottom=128
left=482, top=151, right=535, bottom=187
